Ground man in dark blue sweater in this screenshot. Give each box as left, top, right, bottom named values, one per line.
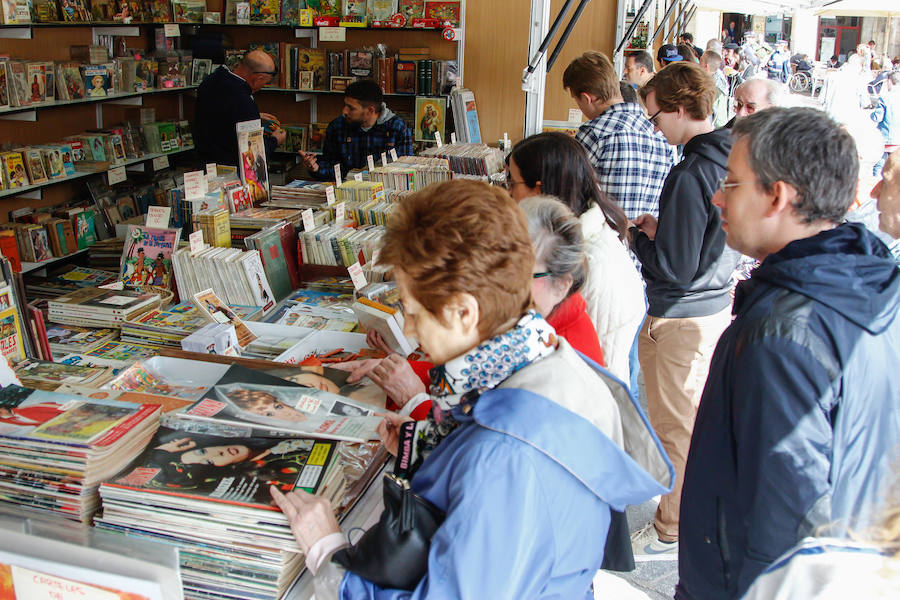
left=194, top=50, right=286, bottom=167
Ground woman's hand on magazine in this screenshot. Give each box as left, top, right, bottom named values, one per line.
left=365, top=330, right=394, bottom=355
left=330, top=358, right=381, bottom=382
left=270, top=486, right=340, bottom=554
left=377, top=412, right=414, bottom=457
left=367, top=355, right=426, bottom=408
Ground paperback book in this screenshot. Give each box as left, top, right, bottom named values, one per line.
left=119, top=225, right=181, bottom=289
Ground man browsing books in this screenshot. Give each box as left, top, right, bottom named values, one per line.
left=194, top=50, right=286, bottom=167
left=299, top=80, right=413, bottom=180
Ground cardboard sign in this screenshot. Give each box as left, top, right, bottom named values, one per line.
left=189, top=230, right=204, bottom=255
left=367, top=155, right=375, bottom=171
left=302, top=208, right=315, bottom=232
left=434, top=131, right=442, bottom=147
left=152, top=155, right=169, bottom=170
left=390, top=148, right=398, bottom=161
left=325, top=185, right=336, bottom=206
left=164, top=23, right=180, bottom=37
left=335, top=202, right=345, bottom=222
left=353, top=172, right=362, bottom=182
left=107, top=166, right=126, bottom=186
left=381, top=152, right=388, bottom=167
left=450, top=132, right=457, bottom=144
left=347, top=262, right=366, bottom=291
left=146, top=206, right=171, bottom=228
left=183, top=170, right=208, bottom=200
left=334, top=163, right=342, bottom=187
left=319, top=26, right=346, bottom=42
left=205, top=162, right=217, bottom=181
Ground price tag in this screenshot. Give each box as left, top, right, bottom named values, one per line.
left=381, top=152, right=388, bottom=167
left=152, top=155, right=169, bottom=171
left=568, top=108, right=583, bottom=123
left=325, top=185, right=336, bottom=206
left=334, top=163, right=342, bottom=187
left=450, top=132, right=457, bottom=144
left=503, top=132, right=510, bottom=149
left=367, top=155, right=375, bottom=171
left=107, top=165, right=126, bottom=186
left=318, top=26, right=346, bottom=42
left=347, top=262, right=367, bottom=291
left=434, top=131, right=443, bottom=147
left=164, top=23, right=180, bottom=37
left=390, top=148, right=398, bottom=161
left=205, top=162, right=217, bottom=181
left=371, top=247, right=381, bottom=265
left=184, top=170, right=208, bottom=200
left=189, top=230, right=204, bottom=255
left=353, top=172, right=362, bottom=182
left=146, top=206, right=171, bottom=228
left=335, top=202, right=345, bottom=222
left=302, top=208, right=315, bottom=231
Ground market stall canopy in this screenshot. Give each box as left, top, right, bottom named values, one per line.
left=692, top=0, right=806, bottom=15
left=692, top=0, right=900, bottom=17
left=813, top=0, right=900, bottom=17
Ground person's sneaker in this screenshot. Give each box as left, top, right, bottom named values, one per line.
left=630, top=522, right=678, bottom=561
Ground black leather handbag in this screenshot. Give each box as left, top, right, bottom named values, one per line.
left=332, top=472, right=445, bottom=591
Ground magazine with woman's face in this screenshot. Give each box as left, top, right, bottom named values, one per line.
left=211, top=382, right=383, bottom=441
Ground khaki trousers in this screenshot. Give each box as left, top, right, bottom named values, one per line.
left=638, top=307, right=732, bottom=541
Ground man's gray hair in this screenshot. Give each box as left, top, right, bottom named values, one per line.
left=706, top=39, right=723, bottom=54
left=731, top=107, right=858, bottom=224
left=735, top=79, right=785, bottom=108
left=519, top=195, right=588, bottom=296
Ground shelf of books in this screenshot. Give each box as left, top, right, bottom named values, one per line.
left=0, top=85, right=199, bottom=119
left=20, top=247, right=89, bottom=274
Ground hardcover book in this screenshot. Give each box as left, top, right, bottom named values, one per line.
left=119, top=225, right=181, bottom=289
left=236, top=121, right=269, bottom=204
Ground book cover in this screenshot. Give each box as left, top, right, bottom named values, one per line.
left=0, top=230, right=21, bottom=272
left=296, top=48, right=326, bottom=90
left=59, top=0, right=90, bottom=21
left=0, top=306, right=25, bottom=363
left=29, top=226, right=52, bottom=262
left=249, top=0, right=278, bottom=22
left=306, top=122, right=328, bottom=153
left=8, top=61, right=29, bottom=107
left=74, top=210, right=97, bottom=249
left=86, top=340, right=157, bottom=361
left=250, top=226, right=291, bottom=301
left=1, top=152, right=28, bottom=188
left=239, top=251, right=275, bottom=314
left=13, top=359, right=111, bottom=391
left=193, top=288, right=258, bottom=348
left=107, top=426, right=335, bottom=502
left=279, top=0, right=303, bottom=23
left=368, top=0, right=397, bottom=22
left=145, top=0, right=171, bottom=21
left=23, top=149, right=48, bottom=184
left=394, top=60, right=416, bottom=94
left=82, top=66, right=111, bottom=98
left=39, top=147, right=65, bottom=180
left=424, top=0, right=458, bottom=25
left=397, top=0, right=423, bottom=21
left=120, top=225, right=181, bottom=289
left=171, top=0, right=205, bottom=22
left=55, top=63, right=85, bottom=100
left=107, top=361, right=209, bottom=400
left=236, top=123, right=269, bottom=205
left=414, top=96, right=446, bottom=142
left=25, top=62, right=47, bottom=103
left=45, top=324, right=117, bottom=353
left=0, top=61, right=9, bottom=108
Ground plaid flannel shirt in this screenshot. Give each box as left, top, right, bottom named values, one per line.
left=316, top=111, right=413, bottom=179
left=576, top=103, right=674, bottom=219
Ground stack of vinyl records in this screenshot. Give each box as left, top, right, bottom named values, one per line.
left=95, top=426, right=344, bottom=600
left=0, top=385, right=161, bottom=523
left=120, top=301, right=261, bottom=348
left=48, top=287, right=159, bottom=328
left=88, top=238, right=126, bottom=271
left=24, top=265, right=118, bottom=299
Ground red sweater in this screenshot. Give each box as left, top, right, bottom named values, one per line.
left=391, top=294, right=605, bottom=420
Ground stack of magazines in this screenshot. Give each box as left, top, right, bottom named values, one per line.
left=13, top=358, right=117, bottom=391
left=120, top=301, right=260, bottom=347
left=45, top=323, right=118, bottom=355
left=48, top=287, right=159, bottom=328
left=0, top=385, right=161, bottom=523
left=420, top=142, right=505, bottom=177
left=95, top=426, right=343, bottom=600
left=24, top=265, right=118, bottom=299
left=268, top=180, right=330, bottom=209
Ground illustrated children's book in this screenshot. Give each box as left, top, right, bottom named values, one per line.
left=414, top=96, right=446, bottom=143
left=119, top=225, right=182, bottom=289
left=0, top=306, right=25, bottom=364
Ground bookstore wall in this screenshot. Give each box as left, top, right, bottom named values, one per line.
left=0, top=1, right=621, bottom=598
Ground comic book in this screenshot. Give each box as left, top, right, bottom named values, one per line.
left=107, top=361, right=209, bottom=401
left=235, top=121, right=269, bottom=204
left=0, top=306, right=24, bottom=364
left=119, top=225, right=181, bottom=290
left=44, top=324, right=117, bottom=354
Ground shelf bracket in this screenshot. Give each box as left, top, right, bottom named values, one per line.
left=107, top=96, right=143, bottom=106
left=0, top=110, right=36, bottom=121
left=13, top=189, right=42, bottom=200
left=0, top=26, right=32, bottom=39
left=92, top=26, right=139, bottom=42
left=294, top=93, right=314, bottom=103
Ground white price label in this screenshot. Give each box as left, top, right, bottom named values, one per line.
left=318, top=26, right=346, bottom=42
left=205, top=162, right=217, bottom=180
left=334, top=163, right=342, bottom=187
left=184, top=170, right=208, bottom=200
left=325, top=185, right=336, bottom=206
left=335, top=201, right=345, bottom=222
left=164, top=23, right=180, bottom=37
left=503, top=132, right=510, bottom=147
left=381, top=152, right=388, bottom=167
left=189, top=230, right=204, bottom=255
left=390, top=148, right=398, bottom=161
left=146, top=206, right=171, bottom=228
left=353, top=172, right=362, bottom=182
left=371, top=247, right=381, bottom=265
left=434, top=131, right=442, bottom=147
left=347, top=262, right=367, bottom=291
left=302, top=208, right=315, bottom=231
left=568, top=108, right=583, bottom=123
left=367, top=155, right=375, bottom=171
left=107, top=165, right=126, bottom=186
left=152, top=155, right=169, bottom=170
left=450, top=132, right=457, bottom=144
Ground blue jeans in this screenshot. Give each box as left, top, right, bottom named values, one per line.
left=628, top=309, right=648, bottom=401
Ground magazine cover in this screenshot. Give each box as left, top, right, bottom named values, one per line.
left=193, top=289, right=258, bottom=348
left=262, top=364, right=387, bottom=407
left=23, top=149, right=48, bottom=184
left=14, top=359, right=111, bottom=391
left=183, top=382, right=383, bottom=442
left=236, top=123, right=269, bottom=204
left=108, top=426, right=335, bottom=501
left=414, top=96, right=446, bottom=143
left=239, top=252, right=276, bottom=314
left=107, top=361, right=209, bottom=401
left=0, top=306, right=24, bottom=364
left=0, top=385, right=157, bottom=446
left=86, top=341, right=157, bottom=361
left=0, top=61, right=8, bottom=107
left=119, top=225, right=182, bottom=289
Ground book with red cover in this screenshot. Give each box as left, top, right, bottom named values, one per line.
left=275, top=221, right=300, bottom=291
left=0, top=229, right=22, bottom=272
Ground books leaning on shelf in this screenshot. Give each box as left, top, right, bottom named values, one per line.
left=171, top=244, right=276, bottom=313
left=421, top=142, right=505, bottom=177
left=48, top=286, right=160, bottom=328
left=243, top=221, right=300, bottom=301
left=120, top=300, right=260, bottom=347
left=95, top=426, right=342, bottom=600
left=450, top=87, right=483, bottom=144
left=0, top=384, right=161, bottom=523
left=12, top=357, right=116, bottom=390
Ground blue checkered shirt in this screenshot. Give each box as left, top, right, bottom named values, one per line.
left=576, top=103, right=673, bottom=219
left=316, top=111, right=413, bottom=179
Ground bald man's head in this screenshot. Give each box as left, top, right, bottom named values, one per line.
left=872, top=151, right=900, bottom=238
left=733, top=79, right=783, bottom=119
left=233, top=50, right=277, bottom=93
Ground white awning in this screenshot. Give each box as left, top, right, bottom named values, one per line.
left=693, top=0, right=900, bottom=17
left=814, top=1, right=900, bottom=17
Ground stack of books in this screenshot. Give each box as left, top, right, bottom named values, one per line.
left=88, top=238, right=126, bottom=271
left=0, top=385, right=161, bottom=524
left=120, top=301, right=260, bottom=348
left=268, top=180, right=330, bottom=209
left=299, top=223, right=385, bottom=267
left=95, top=426, right=342, bottom=600
left=45, top=323, right=118, bottom=355
left=421, top=142, right=504, bottom=177
left=170, top=246, right=276, bottom=314
left=48, top=287, right=159, bottom=328
left=25, top=266, right=118, bottom=299
left=335, top=180, right=385, bottom=205
left=13, top=358, right=117, bottom=391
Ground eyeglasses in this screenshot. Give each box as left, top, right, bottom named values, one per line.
left=647, top=108, right=663, bottom=127
left=504, top=178, right=527, bottom=190
left=716, top=177, right=754, bottom=194
left=532, top=272, right=552, bottom=279
left=734, top=100, right=756, bottom=112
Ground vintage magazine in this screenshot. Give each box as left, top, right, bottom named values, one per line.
left=181, top=381, right=383, bottom=442
left=107, top=361, right=210, bottom=401
left=0, top=306, right=24, bottom=364
left=193, top=288, right=258, bottom=348
left=119, top=225, right=182, bottom=290
left=235, top=120, right=269, bottom=204
left=13, top=359, right=114, bottom=391
left=105, top=426, right=336, bottom=503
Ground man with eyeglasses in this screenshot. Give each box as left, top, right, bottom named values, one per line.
left=629, top=62, right=738, bottom=560
left=194, top=50, right=286, bottom=167
left=725, top=79, right=783, bottom=128
left=678, top=107, right=900, bottom=600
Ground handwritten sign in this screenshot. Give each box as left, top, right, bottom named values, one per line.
left=146, top=206, right=171, bottom=228
left=325, top=185, right=335, bottom=206
left=348, top=262, right=367, bottom=291
left=367, top=154, right=375, bottom=171
left=189, top=230, right=204, bottom=255
left=334, top=163, right=342, bottom=187
left=434, top=131, right=442, bottom=147
left=107, top=166, right=126, bottom=186
left=152, top=155, right=169, bottom=170
left=390, top=148, right=398, bottom=161
left=302, top=208, right=315, bottom=232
